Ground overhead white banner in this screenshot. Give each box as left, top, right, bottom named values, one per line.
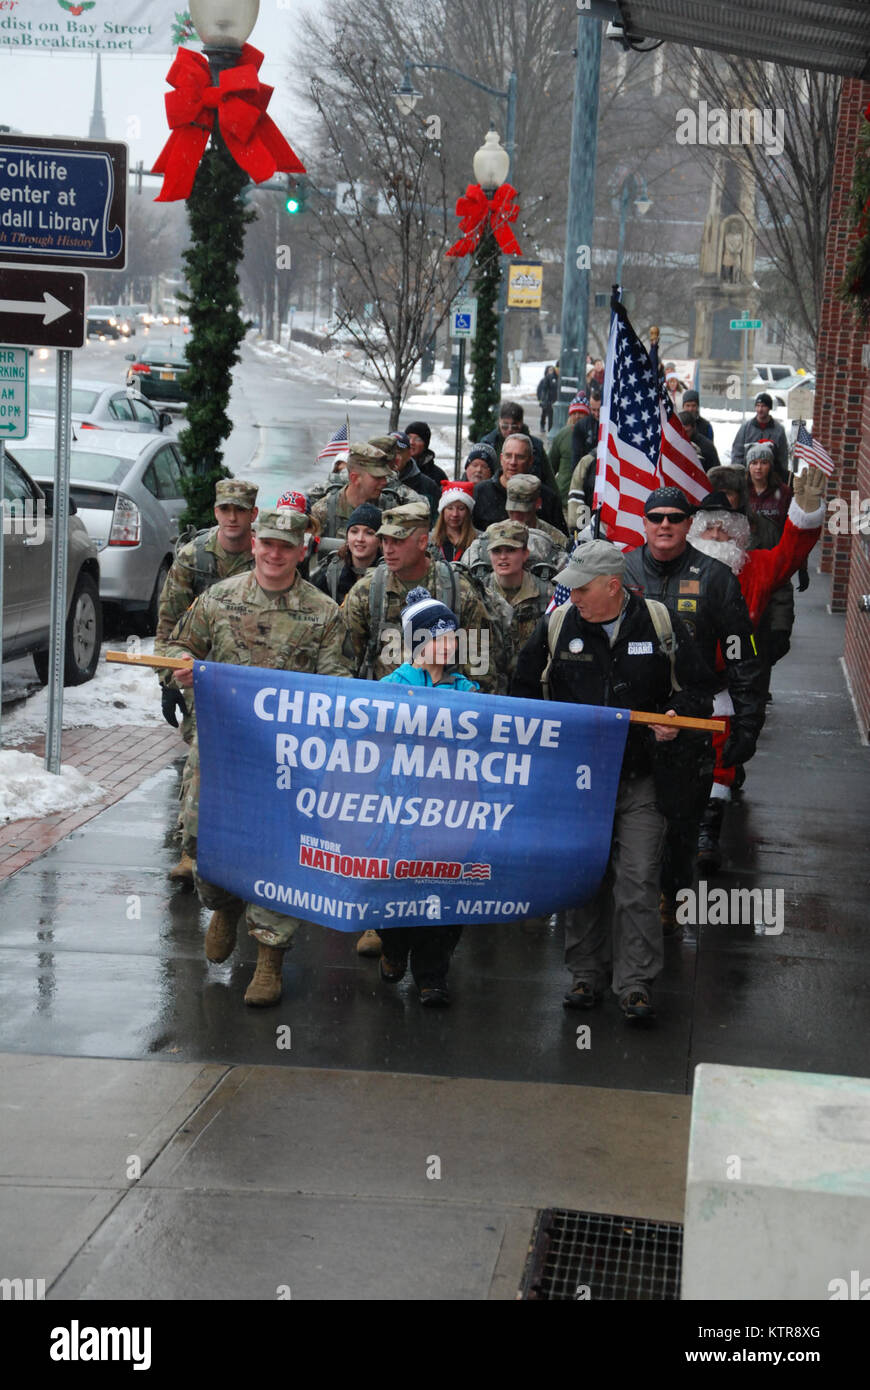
left=0, top=2, right=198, bottom=55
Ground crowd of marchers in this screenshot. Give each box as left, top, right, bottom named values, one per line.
left=151, top=389, right=825, bottom=1021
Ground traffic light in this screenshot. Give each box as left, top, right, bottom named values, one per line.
left=285, top=176, right=308, bottom=215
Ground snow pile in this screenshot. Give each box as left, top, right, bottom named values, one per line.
left=2, top=639, right=165, bottom=745
left=0, top=749, right=105, bottom=825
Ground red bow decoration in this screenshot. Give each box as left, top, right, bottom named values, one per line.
left=446, top=183, right=522, bottom=258
left=152, top=45, right=305, bottom=203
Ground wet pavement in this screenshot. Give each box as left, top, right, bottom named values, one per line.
left=0, top=568, right=867, bottom=1095
left=1, top=565, right=868, bottom=1303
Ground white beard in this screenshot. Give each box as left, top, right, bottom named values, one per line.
left=690, top=534, right=747, bottom=575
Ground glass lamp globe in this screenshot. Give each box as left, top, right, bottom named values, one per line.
left=190, top=0, right=260, bottom=48
left=472, top=129, right=510, bottom=189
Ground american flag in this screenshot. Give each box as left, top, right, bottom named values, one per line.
left=593, top=296, right=709, bottom=550
left=793, top=422, right=835, bottom=478
left=462, top=863, right=491, bottom=881
left=315, top=422, right=349, bottom=463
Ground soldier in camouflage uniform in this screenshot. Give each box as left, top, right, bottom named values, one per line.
left=462, top=474, right=568, bottom=583
left=505, top=474, right=570, bottom=556
left=155, top=477, right=259, bottom=881
left=483, top=521, right=553, bottom=679
left=309, top=442, right=393, bottom=543
left=343, top=501, right=501, bottom=691
left=162, top=507, right=356, bottom=1008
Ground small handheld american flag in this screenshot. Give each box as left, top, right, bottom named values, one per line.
left=793, top=423, right=835, bottom=478
left=315, top=422, right=349, bottom=463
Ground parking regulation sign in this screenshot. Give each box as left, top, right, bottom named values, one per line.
left=450, top=296, right=477, bottom=339
left=0, top=345, right=28, bottom=439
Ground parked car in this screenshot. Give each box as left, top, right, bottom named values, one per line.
left=13, top=432, right=192, bottom=635
left=125, top=339, right=191, bottom=404
left=762, top=374, right=816, bottom=410
left=752, top=363, right=797, bottom=386
left=28, top=379, right=173, bottom=434
left=86, top=306, right=122, bottom=340
left=2, top=450, right=102, bottom=685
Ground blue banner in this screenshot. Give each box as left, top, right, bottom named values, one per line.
left=194, top=665, right=629, bottom=930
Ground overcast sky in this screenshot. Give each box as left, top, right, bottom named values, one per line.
left=1, top=2, right=310, bottom=173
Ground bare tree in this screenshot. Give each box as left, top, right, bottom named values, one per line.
left=299, top=37, right=464, bottom=427
left=666, top=53, right=840, bottom=357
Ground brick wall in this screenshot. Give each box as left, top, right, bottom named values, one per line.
left=843, top=385, right=870, bottom=740
left=815, top=79, right=870, bottom=615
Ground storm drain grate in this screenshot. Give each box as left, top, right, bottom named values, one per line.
left=519, top=1208, right=683, bottom=1300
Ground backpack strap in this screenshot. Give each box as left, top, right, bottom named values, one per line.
left=541, top=602, right=571, bottom=701
left=362, top=564, right=388, bottom=679
left=644, top=597, right=681, bottom=694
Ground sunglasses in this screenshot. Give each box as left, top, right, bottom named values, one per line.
left=646, top=511, right=689, bottom=525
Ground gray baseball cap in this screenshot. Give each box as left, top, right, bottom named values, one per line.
left=553, top=539, right=625, bottom=589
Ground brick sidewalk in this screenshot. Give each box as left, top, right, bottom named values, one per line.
left=0, top=724, right=185, bottom=882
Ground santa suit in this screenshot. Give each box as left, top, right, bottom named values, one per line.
left=712, top=497, right=825, bottom=787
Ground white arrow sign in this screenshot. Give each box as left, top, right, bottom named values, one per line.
left=0, top=292, right=71, bottom=325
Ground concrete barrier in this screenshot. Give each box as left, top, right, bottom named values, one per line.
left=682, top=1063, right=870, bottom=1300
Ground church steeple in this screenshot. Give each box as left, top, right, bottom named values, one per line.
left=89, top=52, right=107, bottom=139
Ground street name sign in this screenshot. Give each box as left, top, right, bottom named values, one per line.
left=0, top=266, right=86, bottom=349
left=0, top=345, right=28, bottom=439
left=730, top=318, right=762, bottom=330
left=0, top=134, right=127, bottom=269
left=450, top=296, right=477, bottom=339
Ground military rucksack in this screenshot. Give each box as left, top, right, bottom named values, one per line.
left=361, top=558, right=511, bottom=687
left=173, top=525, right=221, bottom=600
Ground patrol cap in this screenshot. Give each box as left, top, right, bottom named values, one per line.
left=254, top=507, right=307, bottom=544
left=505, top=473, right=542, bottom=510
left=347, top=442, right=392, bottom=476
left=215, top=477, right=258, bottom=509
left=486, top=520, right=529, bottom=550
left=553, top=539, right=625, bottom=590
left=377, top=501, right=432, bottom=538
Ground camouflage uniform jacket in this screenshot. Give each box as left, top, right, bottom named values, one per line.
left=155, top=527, right=254, bottom=651
left=163, top=569, right=355, bottom=679
left=485, top=570, right=553, bottom=671
left=163, top=571, right=355, bottom=843
left=462, top=528, right=568, bottom=581
left=342, top=557, right=499, bottom=692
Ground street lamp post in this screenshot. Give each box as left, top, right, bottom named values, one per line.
left=178, top=0, right=260, bottom=529
left=615, top=174, right=651, bottom=291
left=394, top=61, right=517, bottom=403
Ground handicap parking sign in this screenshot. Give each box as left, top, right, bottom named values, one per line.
left=450, top=296, right=477, bottom=339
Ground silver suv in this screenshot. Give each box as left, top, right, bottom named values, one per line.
left=2, top=451, right=102, bottom=685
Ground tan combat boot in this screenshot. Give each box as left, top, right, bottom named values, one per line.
left=356, top=929, right=382, bottom=957
left=244, top=944, right=285, bottom=1007
left=205, top=909, right=238, bottom=963
left=169, top=852, right=195, bottom=883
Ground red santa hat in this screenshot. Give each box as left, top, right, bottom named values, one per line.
left=438, top=479, right=475, bottom=514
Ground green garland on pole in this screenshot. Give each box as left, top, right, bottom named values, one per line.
left=839, top=111, right=870, bottom=324
left=177, top=144, right=255, bottom=529
left=468, top=227, right=502, bottom=442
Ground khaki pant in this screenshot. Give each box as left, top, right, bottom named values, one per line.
left=564, top=773, right=665, bottom=999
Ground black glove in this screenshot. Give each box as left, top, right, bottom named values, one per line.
left=797, top=566, right=810, bottom=593
left=161, top=685, right=188, bottom=728
left=722, top=728, right=757, bottom=768
left=769, top=630, right=791, bottom=665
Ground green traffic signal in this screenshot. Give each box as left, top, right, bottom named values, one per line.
left=285, top=177, right=307, bottom=215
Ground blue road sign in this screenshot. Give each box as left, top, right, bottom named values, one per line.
left=0, top=134, right=127, bottom=270
left=450, top=297, right=477, bottom=339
